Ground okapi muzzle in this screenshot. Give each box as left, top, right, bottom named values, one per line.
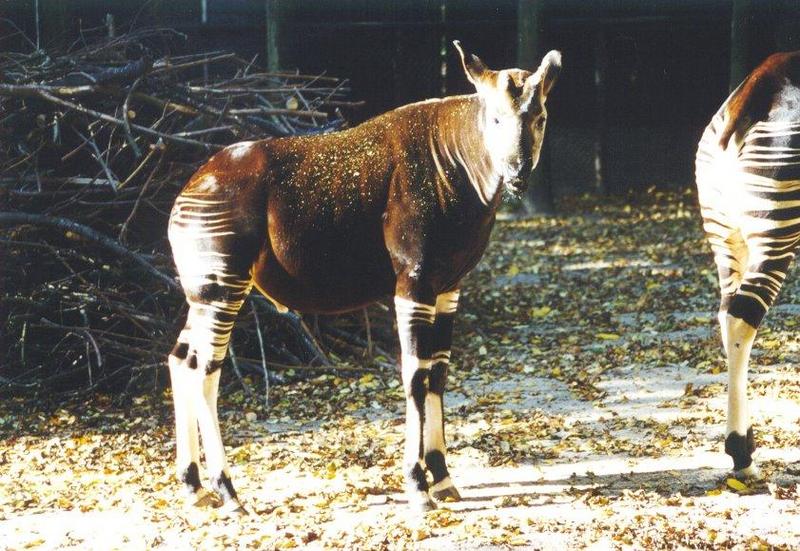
left=166, top=41, right=560, bottom=514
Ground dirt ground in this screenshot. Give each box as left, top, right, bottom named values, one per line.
left=3, top=192, right=800, bottom=549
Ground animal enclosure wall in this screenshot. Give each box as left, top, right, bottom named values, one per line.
left=4, top=0, right=800, bottom=195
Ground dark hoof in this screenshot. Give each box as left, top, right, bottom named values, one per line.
left=189, top=488, right=221, bottom=509
left=432, top=485, right=462, bottom=502
left=732, top=463, right=762, bottom=481
left=218, top=500, right=250, bottom=517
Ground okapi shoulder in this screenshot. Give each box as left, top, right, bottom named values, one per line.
left=719, top=51, right=800, bottom=148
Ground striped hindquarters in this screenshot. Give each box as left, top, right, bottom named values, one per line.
left=168, top=193, right=254, bottom=371
left=697, top=111, right=800, bottom=322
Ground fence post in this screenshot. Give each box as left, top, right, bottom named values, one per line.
left=266, top=0, right=282, bottom=72
left=517, top=0, right=554, bottom=214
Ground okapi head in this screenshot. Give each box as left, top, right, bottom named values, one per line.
left=454, top=40, right=561, bottom=195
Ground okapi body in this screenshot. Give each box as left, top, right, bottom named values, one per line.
left=167, top=42, right=561, bottom=513
left=696, top=51, right=800, bottom=478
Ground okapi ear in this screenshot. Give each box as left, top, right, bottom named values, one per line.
left=536, top=50, right=562, bottom=97
left=521, top=50, right=562, bottom=109
left=453, top=40, right=489, bottom=87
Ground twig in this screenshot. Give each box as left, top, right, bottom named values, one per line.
left=35, top=90, right=224, bottom=151
left=228, top=341, right=255, bottom=399
left=363, top=307, right=374, bottom=359
left=0, top=212, right=179, bottom=290
left=122, top=75, right=144, bottom=158
left=250, top=301, right=270, bottom=408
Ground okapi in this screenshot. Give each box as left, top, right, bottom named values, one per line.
left=696, top=51, right=800, bottom=478
left=167, top=41, right=561, bottom=513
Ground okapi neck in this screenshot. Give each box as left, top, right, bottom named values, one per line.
left=431, top=95, right=503, bottom=210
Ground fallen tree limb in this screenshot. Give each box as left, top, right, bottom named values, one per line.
left=0, top=212, right=179, bottom=291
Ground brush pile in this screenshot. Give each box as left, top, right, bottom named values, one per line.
left=0, top=27, right=394, bottom=402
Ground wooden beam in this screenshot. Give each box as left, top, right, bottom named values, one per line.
left=518, top=0, right=555, bottom=213
left=266, top=0, right=282, bottom=72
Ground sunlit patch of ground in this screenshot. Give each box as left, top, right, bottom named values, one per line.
left=3, top=191, right=800, bottom=549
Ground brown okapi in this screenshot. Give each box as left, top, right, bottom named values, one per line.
left=167, top=41, right=561, bottom=513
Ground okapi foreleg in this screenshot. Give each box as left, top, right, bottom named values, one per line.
left=394, top=294, right=437, bottom=511
left=425, top=290, right=461, bottom=501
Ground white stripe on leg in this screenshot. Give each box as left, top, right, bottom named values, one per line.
left=169, top=355, right=200, bottom=492
left=725, top=315, right=756, bottom=437
left=435, top=290, right=460, bottom=314
left=724, top=314, right=760, bottom=477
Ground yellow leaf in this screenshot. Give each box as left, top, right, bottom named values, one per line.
left=705, top=488, right=723, bottom=496
left=726, top=478, right=749, bottom=492
left=530, top=306, right=552, bottom=318
left=507, top=264, right=520, bottom=277
left=597, top=333, right=620, bottom=340
left=324, top=461, right=337, bottom=479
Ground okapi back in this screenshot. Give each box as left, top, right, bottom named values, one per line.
left=178, top=95, right=496, bottom=314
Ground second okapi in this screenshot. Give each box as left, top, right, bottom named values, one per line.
left=697, top=51, right=800, bottom=479
left=167, top=41, right=561, bottom=513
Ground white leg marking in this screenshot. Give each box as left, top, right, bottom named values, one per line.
left=169, top=355, right=199, bottom=486
left=195, top=369, right=228, bottom=479
left=725, top=314, right=756, bottom=437
left=430, top=477, right=455, bottom=493
left=735, top=463, right=762, bottom=479
left=424, top=393, right=444, bottom=452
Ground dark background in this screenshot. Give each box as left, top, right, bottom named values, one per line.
left=3, top=0, right=800, bottom=203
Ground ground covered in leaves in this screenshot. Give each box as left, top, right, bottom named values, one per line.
left=4, top=191, right=800, bottom=549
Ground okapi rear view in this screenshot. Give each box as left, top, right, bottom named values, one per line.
left=167, top=41, right=561, bottom=513
left=696, top=51, right=800, bottom=478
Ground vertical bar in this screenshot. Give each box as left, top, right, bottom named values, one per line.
left=34, top=0, right=40, bottom=49
left=594, top=26, right=607, bottom=194
left=266, top=0, right=281, bottom=73
left=518, top=0, right=554, bottom=213
left=440, top=0, right=447, bottom=96
left=729, top=0, right=757, bottom=91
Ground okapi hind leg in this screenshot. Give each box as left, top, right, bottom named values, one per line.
left=168, top=341, right=205, bottom=503
left=426, top=290, right=461, bottom=502
left=168, top=278, right=252, bottom=514
left=722, top=253, right=793, bottom=479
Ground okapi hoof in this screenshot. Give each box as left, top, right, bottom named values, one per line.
left=733, top=463, right=762, bottom=481
left=188, top=488, right=221, bottom=509
left=218, top=499, right=250, bottom=518
left=725, top=428, right=757, bottom=479
left=431, top=479, right=462, bottom=502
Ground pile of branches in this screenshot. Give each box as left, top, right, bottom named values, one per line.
left=0, top=27, right=394, bottom=403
